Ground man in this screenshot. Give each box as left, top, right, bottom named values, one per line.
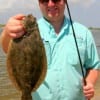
left=1, top=0, right=100, bottom=100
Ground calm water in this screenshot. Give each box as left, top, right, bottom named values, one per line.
left=0, top=29, right=100, bottom=100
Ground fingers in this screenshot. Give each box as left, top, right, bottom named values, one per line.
left=13, top=14, right=25, bottom=20
left=83, top=83, right=94, bottom=99
left=4, top=14, right=25, bottom=38
left=10, top=31, right=25, bottom=39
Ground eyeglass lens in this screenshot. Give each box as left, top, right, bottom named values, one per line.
left=39, top=0, right=61, bottom=3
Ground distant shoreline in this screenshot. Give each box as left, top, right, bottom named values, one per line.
left=0, top=24, right=100, bottom=29
left=89, top=27, right=100, bottom=30
left=0, top=24, right=5, bottom=28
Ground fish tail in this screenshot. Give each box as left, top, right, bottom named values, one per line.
left=21, top=90, right=32, bottom=100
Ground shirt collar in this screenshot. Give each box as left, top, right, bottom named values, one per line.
left=39, top=16, right=70, bottom=41
left=42, top=16, right=70, bottom=32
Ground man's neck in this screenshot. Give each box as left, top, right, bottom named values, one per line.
left=44, top=16, right=65, bottom=34
left=50, top=17, right=64, bottom=34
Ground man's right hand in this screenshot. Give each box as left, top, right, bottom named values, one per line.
left=4, top=14, right=25, bottom=39
left=1, top=14, right=25, bottom=53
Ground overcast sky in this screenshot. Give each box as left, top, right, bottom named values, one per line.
left=0, top=0, right=100, bottom=27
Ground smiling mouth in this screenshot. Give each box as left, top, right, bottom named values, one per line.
left=47, top=6, right=58, bottom=12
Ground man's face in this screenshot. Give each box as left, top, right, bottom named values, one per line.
left=39, top=0, right=65, bottom=22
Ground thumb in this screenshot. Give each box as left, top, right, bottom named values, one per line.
left=13, top=14, right=25, bottom=20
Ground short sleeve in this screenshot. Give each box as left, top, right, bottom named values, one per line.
left=84, top=29, right=100, bottom=69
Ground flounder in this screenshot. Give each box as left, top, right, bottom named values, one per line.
left=6, top=14, right=47, bottom=100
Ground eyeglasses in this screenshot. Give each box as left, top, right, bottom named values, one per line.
left=39, top=0, right=61, bottom=3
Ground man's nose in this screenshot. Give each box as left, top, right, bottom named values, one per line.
left=48, top=0, right=55, bottom=6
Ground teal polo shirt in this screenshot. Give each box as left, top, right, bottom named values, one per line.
left=32, top=16, right=100, bottom=100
